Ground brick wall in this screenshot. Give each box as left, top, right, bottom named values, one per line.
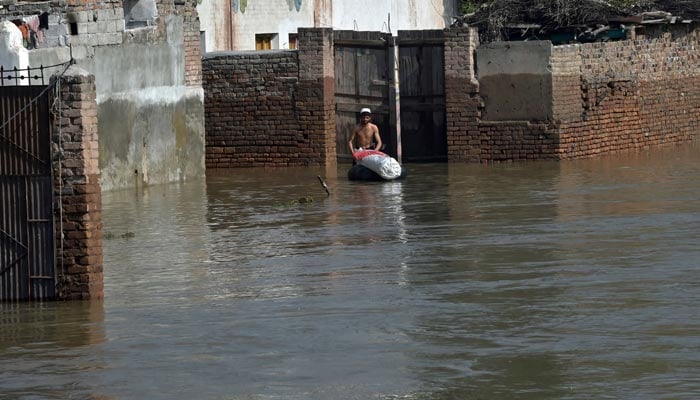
left=296, top=28, right=336, bottom=167
left=554, top=26, right=700, bottom=158
left=445, top=26, right=481, bottom=162
left=445, top=25, right=699, bottom=163
left=152, top=0, right=202, bottom=87
left=53, top=66, right=103, bottom=300
left=203, top=28, right=335, bottom=168
left=445, top=27, right=559, bottom=162
left=182, top=0, right=203, bottom=87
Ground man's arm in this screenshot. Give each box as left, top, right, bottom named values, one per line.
left=348, top=128, right=357, bottom=155
left=373, top=125, right=383, bottom=152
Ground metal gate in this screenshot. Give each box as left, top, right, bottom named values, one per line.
left=334, top=30, right=446, bottom=162
left=0, top=66, right=56, bottom=301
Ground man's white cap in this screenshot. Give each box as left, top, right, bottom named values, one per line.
left=360, top=107, right=371, bottom=114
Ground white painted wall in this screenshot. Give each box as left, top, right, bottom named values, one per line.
left=333, top=0, right=451, bottom=33
left=0, top=21, right=29, bottom=85
left=232, top=0, right=316, bottom=50
left=197, top=0, right=458, bottom=52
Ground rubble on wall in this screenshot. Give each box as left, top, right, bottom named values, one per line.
left=455, top=0, right=698, bottom=44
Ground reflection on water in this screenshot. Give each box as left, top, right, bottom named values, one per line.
left=2, top=144, right=700, bottom=399
left=0, top=301, right=107, bottom=399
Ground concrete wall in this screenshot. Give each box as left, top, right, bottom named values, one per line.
left=476, top=41, right=553, bottom=121
left=5, top=1, right=206, bottom=191
left=198, top=0, right=459, bottom=52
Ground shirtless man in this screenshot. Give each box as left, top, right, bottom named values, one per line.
left=348, top=108, right=383, bottom=157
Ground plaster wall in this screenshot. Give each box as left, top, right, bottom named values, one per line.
left=198, top=0, right=458, bottom=52
left=198, top=0, right=315, bottom=52
left=26, top=15, right=205, bottom=191
left=87, top=20, right=184, bottom=93
left=98, top=86, right=204, bottom=191
left=476, top=41, right=553, bottom=121
left=333, top=0, right=455, bottom=33
left=195, top=0, right=227, bottom=51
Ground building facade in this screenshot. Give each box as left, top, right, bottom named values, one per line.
left=197, top=0, right=459, bottom=51
left=1, top=0, right=205, bottom=191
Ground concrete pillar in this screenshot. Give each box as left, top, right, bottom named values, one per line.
left=53, top=66, right=104, bottom=300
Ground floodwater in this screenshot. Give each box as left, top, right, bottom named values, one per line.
left=2, top=143, right=700, bottom=400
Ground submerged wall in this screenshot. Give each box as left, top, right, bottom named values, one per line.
left=476, top=41, right=553, bottom=121
left=84, top=13, right=204, bottom=190
left=53, top=67, right=104, bottom=300
left=203, top=28, right=335, bottom=168
left=552, top=26, right=700, bottom=158
left=446, top=25, right=699, bottom=163
left=4, top=0, right=205, bottom=191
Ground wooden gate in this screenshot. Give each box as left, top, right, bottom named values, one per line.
left=0, top=68, right=56, bottom=301
left=334, top=31, right=394, bottom=161
left=397, top=30, right=446, bottom=162
left=334, top=30, right=446, bottom=162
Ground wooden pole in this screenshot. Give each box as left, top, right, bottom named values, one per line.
left=393, top=35, right=402, bottom=164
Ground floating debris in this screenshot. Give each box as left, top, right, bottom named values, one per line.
left=275, top=196, right=315, bottom=207
left=104, top=231, right=136, bottom=239
left=317, top=175, right=330, bottom=196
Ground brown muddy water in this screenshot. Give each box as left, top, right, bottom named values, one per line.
left=2, top=143, right=700, bottom=400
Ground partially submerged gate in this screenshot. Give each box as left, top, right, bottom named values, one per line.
left=0, top=67, right=56, bottom=301
left=397, top=30, right=446, bottom=162
left=334, top=31, right=394, bottom=161
left=333, top=30, right=446, bottom=162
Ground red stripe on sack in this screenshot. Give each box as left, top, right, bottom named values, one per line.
left=353, top=150, right=386, bottom=161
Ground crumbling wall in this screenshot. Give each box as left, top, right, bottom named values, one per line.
left=553, top=25, right=700, bottom=158
left=1, top=0, right=205, bottom=191
left=445, top=27, right=558, bottom=162
left=446, top=25, right=699, bottom=163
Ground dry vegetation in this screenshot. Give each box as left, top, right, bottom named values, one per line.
left=458, top=0, right=700, bottom=42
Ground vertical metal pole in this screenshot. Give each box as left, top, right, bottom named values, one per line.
left=393, top=35, right=402, bottom=164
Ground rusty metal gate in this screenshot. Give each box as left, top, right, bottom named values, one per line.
left=334, top=30, right=446, bottom=162
left=1, top=66, right=56, bottom=301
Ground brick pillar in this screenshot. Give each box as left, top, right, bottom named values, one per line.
left=297, top=28, right=336, bottom=166
left=53, top=66, right=103, bottom=300
left=444, top=27, right=481, bottom=162
left=182, top=0, right=203, bottom=87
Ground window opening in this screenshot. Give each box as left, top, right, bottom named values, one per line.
left=255, top=33, right=276, bottom=50
left=123, top=0, right=158, bottom=29
left=288, top=33, right=298, bottom=49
